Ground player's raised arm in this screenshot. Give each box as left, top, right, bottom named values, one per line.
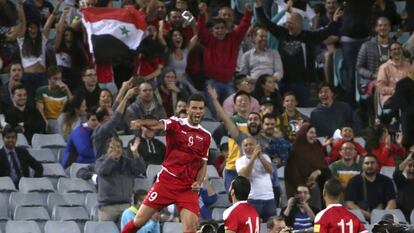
left=130, top=118, right=165, bottom=132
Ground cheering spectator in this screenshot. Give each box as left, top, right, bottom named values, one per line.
left=61, top=109, right=99, bottom=169
left=329, top=142, right=362, bottom=188
left=236, top=136, right=275, bottom=222
left=345, top=155, right=397, bottom=220
left=326, top=126, right=366, bottom=164
left=197, top=2, right=252, bottom=112
left=364, top=124, right=405, bottom=170
left=282, top=185, right=318, bottom=230
left=174, top=99, right=187, bottom=116
left=0, top=125, right=43, bottom=187
left=214, top=142, right=228, bottom=178
left=238, top=27, right=284, bottom=83
left=267, top=216, right=290, bottom=233
left=57, top=96, right=87, bottom=140
left=376, top=42, right=411, bottom=106
left=285, top=123, right=330, bottom=201
left=255, top=0, right=342, bottom=106
left=5, top=85, right=46, bottom=143
left=98, top=89, right=113, bottom=114
left=223, top=74, right=260, bottom=117
left=393, top=147, right=414, bottom=220
left=74, top=65, right=101, bottom=110
left=310, top=83, right=361, bottom=137
left=154, top=68, right=189, bottom=117
left=276, top=92, right=308, bottom=143
left=124, top=82, right=167, bottom=127
left=35, top=66, right=72, bottom=133
left=251, top=74, right=283, bottom=116
left=199, top=175, right=218, bottom=220
left=0, top=61, right=23, bottom=111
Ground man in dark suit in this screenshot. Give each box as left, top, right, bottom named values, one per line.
left=0, top=125, right=43, bottom=186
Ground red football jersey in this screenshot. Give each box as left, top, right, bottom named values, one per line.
left=161, top=117, right=211, bottom=185
left=224, top=201, right=261, bottom=233
left=314, top=204, right=367, bottom=233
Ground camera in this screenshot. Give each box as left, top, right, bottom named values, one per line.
left=293, top=196, right=302, bottom=206
left=373, top=223, right=414, bottom=233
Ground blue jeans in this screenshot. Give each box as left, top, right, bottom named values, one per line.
left=248, top=198, right=276, bottom=222
left=223, top=169, right=238, bottom=194
left=205, top=79, right=234, bottom=119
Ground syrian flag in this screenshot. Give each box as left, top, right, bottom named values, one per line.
left=82, top=6, right=147, bottom=61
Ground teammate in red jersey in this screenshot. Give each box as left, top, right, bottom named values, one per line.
left=314, top=178, right=367, bottom=233
left=224, top=176, right=261, bottom=233
left=122, top=94, right=211, bottom=233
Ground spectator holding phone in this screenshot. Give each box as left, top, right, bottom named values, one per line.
left=282, top=185, right=319, bottom=230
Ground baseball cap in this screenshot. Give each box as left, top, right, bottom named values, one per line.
left=260, top=96, right=272, bottom=105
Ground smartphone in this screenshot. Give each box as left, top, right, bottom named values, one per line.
left=181, top=11, right=194, bottom=23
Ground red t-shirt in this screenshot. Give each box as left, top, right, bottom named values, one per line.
left=224, top=201, right=261, bottom=233
left=314, top=204, right=367, bottom=233
left=161, top=117, right=211, bottom=185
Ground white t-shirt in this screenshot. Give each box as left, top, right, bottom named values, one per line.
left=235, top=153, right=274, bottom=200
left=17, top=35, right=47, bottom=68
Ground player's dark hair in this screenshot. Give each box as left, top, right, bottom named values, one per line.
left=267, top=216, right=285, bottom=230
left=11, top=84, right=26, bottom=95
left=46, top=66, right=62, bottom=79
left=233, top=90, right=251, bottom=104
left=231, top=176, right=251, bottom=201
left=262, top=113, right=276, bottom=123
left=363, top=154, right=378, bottom=162
left=133, top=189, right=148, bottom=205
left=317, top=82, right=334, bottom=93
left=324, top=178, right=343, bottom=198
left=187, top=94, right=205, bottom=104
left=86, top=107, right=97, bottom=120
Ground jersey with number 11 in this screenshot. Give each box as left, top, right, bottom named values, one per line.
left=314, top=204, right=367, bottom=233
left=224, top=201, right=261, bottom=233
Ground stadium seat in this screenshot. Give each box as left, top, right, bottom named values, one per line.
left=68, top=163, right=90, bottom=178
left=380, top=166, right=395, bottom=179
left=0, top=177, right=16, bottom=193
left=333, top=48, right=343, bottom=88
left=349, top=209, right=367, bottom=223
left=410, top=209, right=414, bottom=224
left=119, top=135, right=134, bottom=148
left=134, top=177, right=152, bottom=191
left=364, top=224, right=373, bottom=233
left=163, top=222, right=183, bottom=233
left=0, top=134, right=3, bottom=148
left=32, top=134, right=66, bottom=149
left=47, top=193, right=86, bottom=213
left=84, top=221, right=120, bottom=233
left=18, top=177, right=55, bottom=193
left=57, top=178, right=96, bottom=194
left=42, top=163, right=67, bottom=188
left=44, top=220, right=82, bottom=233
left=5, top=220, right=42, bottom=233
left=52, top=206, right=89, bottom=228
left=0, top=74, right=10, bottom=86
left=200, top=121, right=222, bottom=134
left=16, top=134, right=30, bottom=148
left=27, top=149, right=56, bottom=163
left=395, top=1, right=406, bottom=14
left=0, top=194, right=10, bottom=221
left=211, top=194, right=231, bottom=208
left=212, top=207, right=226, bottom=222
left=297, top=107, right=315, bottom=118
left=370, top=209, right=407, bottom=224
left=146, top=164, right=162, bottom=181
left=9, top=192, right=48, bottom=216
left=207, top=165, right=220, bottom=179
left=210, top=178, right=226, bottom=194
left=13, top=206, right=50, bottom=221
left=84, top=193, right=98, bottom=220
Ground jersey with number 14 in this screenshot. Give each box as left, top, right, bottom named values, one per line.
left=224, top=201, right=261, bottom=233
left=314, top=204, right=367, bottom=233
left=161, top=117, right=211, bottom=185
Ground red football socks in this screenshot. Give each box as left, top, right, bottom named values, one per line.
left=121, top=220, right=139, bottom=233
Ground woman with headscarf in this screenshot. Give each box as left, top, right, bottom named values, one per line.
left=285, top=123, right=331, bottom=200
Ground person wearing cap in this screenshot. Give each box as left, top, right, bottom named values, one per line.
left=252, top=74, right=283, bottom=116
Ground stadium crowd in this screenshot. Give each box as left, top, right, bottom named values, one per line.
left=1, top=0, right=414, bottom=232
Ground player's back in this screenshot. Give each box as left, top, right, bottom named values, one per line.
left=224, top=201, right=261, bottom=233
left=314, top=204, right=367, bottom=233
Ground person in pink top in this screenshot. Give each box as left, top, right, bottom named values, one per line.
left=365, top=124, right=406, bottom=170
left=376, top=42, right=411, bottom=106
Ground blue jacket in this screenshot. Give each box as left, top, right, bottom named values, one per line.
left=120, top=206, right=160, bottom=233
left=61, top=123, right=95, bottom=168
